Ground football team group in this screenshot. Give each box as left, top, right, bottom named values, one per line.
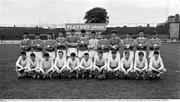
left=15, top=29, right=166, bottom=80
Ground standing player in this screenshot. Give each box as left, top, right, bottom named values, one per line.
left=108, top=30, right=121, bottom=59
left=97, top=32, right=109, bottom=60
left=134, top=30, right=148, bottom=60
left=66, top=29, right=79, bottom=57
left=20, top=32, right=31, bottom=57
left=106, top=51, right=122, bottom=78
left=66, top=53, right=80, bottom=78
left=88, top=31, right=99, bottom=60
left=122, top=32, right=135, bottom=60
left=148, top=31, right=162, bottom=58
left=15, top=52, right=29, bottom=78
left=56, top=32, right=67, bottom=59
left=31, top=33, right=44, bottom=60
left=148, top=51, right=166, bottom=79
left=133, top=52, right=148, bottom=79
left=79, top=53, right=93, bottom=78
left=39, top=53, right=54, bottom=79
left=78, top=30, right=89, bottom=60
left=44, top=33, right=56, bottom=60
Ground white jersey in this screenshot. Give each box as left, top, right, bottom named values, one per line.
left=134, top=58, right=148, bottom=69
left=149, top=56, right=164, bottom=69
left=121, top=57, right=133, bottom=69
left=54, top=57, right=66, bottom=68
left=67, top=57, right=79, bottom=69
left=108, top=57, right=120, bottom=68
left=80, top=58, right=93, bottom=68
left=40, top=59, right=53, bottom=71
left=16, top=56, right=29, bottom=68
left=88, top=38, right=99, bottom=50
left=94, top=57, right=106, bottom=67
left=28, top=58, right=39, bottom=69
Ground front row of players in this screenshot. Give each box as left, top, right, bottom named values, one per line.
left=15, top=50, right=166, bottom=80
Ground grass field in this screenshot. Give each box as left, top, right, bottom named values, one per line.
left=0, top=43, right=180, bottom=99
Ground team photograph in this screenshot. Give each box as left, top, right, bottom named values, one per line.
left=0, top=0, right=180, bottom=101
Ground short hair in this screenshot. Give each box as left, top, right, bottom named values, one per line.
left=81, top=29, right=86, bottom=33
left=70, top=29, right=75, bottom=32
left=23, top=32, right=29, bottom=35
left=127, top=32, right=132, bottom=35
left=98, top=51, right=103, bottom=54
left=70, top=53, right=76, bottom=57
left=91, top=31, right=96, bottom=34
left=111, top=30, right=117, bottom=34
left=154, top=50, right=159, bottom=55
left=21, top=51, right=26, bottom=55
left=111, top=51, right=117, bottom=54
left=58, top=50, right=64, bottom=54
left=30, top=53, right=36, bottom=57
left=101, top=32, right=106, bottom=35
left=84, top=53, right=89, bottom=56
left=35, top=33, right=40, bottom=36
left=44, top=53, right=49, bottom=57
left=138, top=52, right=144, bottom=56
left=138, top=30, right=144, bottom=34
left=124, top=51, right=130, bottom=55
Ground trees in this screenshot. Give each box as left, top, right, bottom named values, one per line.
left=84, top=7, right=109, bottom=24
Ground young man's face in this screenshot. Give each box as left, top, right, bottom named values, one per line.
left=101, top=34, right=105, bottom=39
left=81, top=32, right=86, bottom=37
left=84, top=55, right=89, bottom=60
left=30, top=56, right=36, bottom=60
left=35, top=35, right=40, bottom=39
left=139, top=32, right=144, bottom=37
left=47, top=34, right=52, bottom=39
left=98, top=53, right=103, bottom=58
left=139, top=55, right=144, bottom=60
left=71, top=56, right=76, bottom=60
left=58, top=52, right=63, bottom=58
left=152, top=34, right=157, bottom=38
left=23, top=34, right=28, bottom=39
left=112, top=53, right=116, bottom=58
left=59, top=33, right=63, bottom=37
left=111, top=33, right=116, bottom=38
left=126, top=34, right=130, bottom=38
left=45, top=56, right=49, bottom=61
left=154, top=54, right=159, bottom=59
left=22, top=54, right=26, bottom=59
left=125, top=53, right=130, bottom=59
left=70, top=31, right=75, bottom=36
left=92, top=33, right=96, bottom=39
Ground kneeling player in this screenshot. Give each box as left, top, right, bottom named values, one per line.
left=148, top=51, right=166, bottom=79
left=27, top=53, right=40, bottom=78
left=133, top=52, right=148, bottom=79
left=66, top=53, right=80, bottom=78
left=15, top=52, right=29, bottom=78
left=121, top=51, right=133, bottom=76
left=107, top=51, right=121, bottom=78
left=54, top=51, right=66, bottom=76
left=39, top=53, right=54, bottom=79
left=79, top=53, right=93, bottom=78
left=93, top=51, right=107, bottom=78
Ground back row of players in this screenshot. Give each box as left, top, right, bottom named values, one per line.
left=16, top=29, right=166, bottom=79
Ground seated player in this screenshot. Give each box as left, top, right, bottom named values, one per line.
left=44, top=33, right=56, bottom=60
left=26, top=53, right=40, bottom=78
left=148, top=51, right=166, bottom=79
left=108, top=30, right=121, bottom=59
left=66, top=53, right=80, bottom=78
left=107, top=51, right=121, bottom=78
left=97, top=32, right=109, bottom=60
left=66, top=29, right=79, bottom=57
left=15, top=52, right=29, bottom=79
left=93, top=51, right=107, bottom=78
left=56, top=32, right=67, bottom=59
left=121, top=51, right=133, bottom=76
left=133, top=52, right=148, bottom=79
left=88, top=31, right=99, bottom=60
left=78, top=29, right=89, bottom=60
left=54, top=51, right=67, bottom=74
left=79, top=53, right=93, bottom=78
left=39, top=53, right=54, bottom=79
left=148, top=31, right=162, bottom=58
left=31, top=33, right=44, bottom=60
left=20, top=32, right=31, bottom=57
left=122, top=32, right=135, bottom=60
left=134, top=30, right=148, bottom=60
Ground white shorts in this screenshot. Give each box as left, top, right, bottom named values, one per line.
left=67, top=48, right=77, bottom=56
left=89, top=50, right=98, bottom=59
left=135, top=50, right=146, bottom=60
left=78, top=50, right=88, bottom=58
left=109, top=51, right=121, bottom=59
left=57, top=50, right=66, bottom=59
left=47, top=51, right=56, bottom=60
left=149, top=50, right=161, bottom=58
left=123, top=51, right=134, bottom=60
left=33, top=51, right=43, bottom=60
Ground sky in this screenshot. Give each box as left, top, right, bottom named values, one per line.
left=0, top=0, right=180, bottom=27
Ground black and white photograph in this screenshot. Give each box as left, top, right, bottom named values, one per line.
left=0, top=0, right=180, bottom=100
